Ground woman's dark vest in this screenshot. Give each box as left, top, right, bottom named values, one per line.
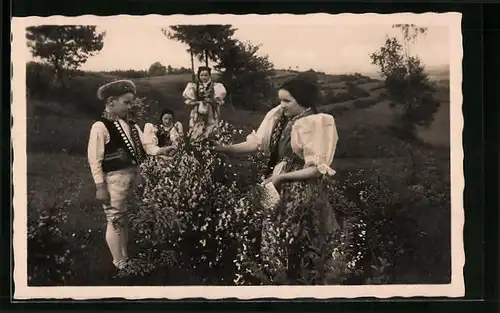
left=266, top=110, right=314, bottom=176
left=99, top=118, right=146, bottom=173
left=196, top=81, right=218, bottom=117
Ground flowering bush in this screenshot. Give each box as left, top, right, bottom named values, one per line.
left=127, top=120, right=371, bottom=285
left=231, top=180, right=369, bottom=286
left=328, top=159, right=451, bottom=284
left=128, top=96, right=153, bottom=122
left=125, top=119, right=450, bottom=286
left=27, top=200, right=76, bottom=285
left=128, top=121, right=268, bottom=284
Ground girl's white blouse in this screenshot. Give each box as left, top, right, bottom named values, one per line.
left=246, top=105, right=338, bottom=176
left=143, top=122, right=184, bottom=147
left=182, top=81, right=227, bottom=105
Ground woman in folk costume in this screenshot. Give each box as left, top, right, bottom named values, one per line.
left=216, top=78, right=340, bottom=284
left=143, top=108, right=184, bottom=156
left=87, top=80, right=171, bottom=271
left=182, top=66, right=227, bottom=140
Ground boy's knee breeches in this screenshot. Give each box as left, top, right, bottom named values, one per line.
left=102, top=167, right=139, bottom=224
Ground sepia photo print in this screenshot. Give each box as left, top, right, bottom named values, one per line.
left=11, top=13, right=464, bottom=300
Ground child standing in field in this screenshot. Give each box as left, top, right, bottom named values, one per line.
left=182, top=66, right=227, bottom=140
left=87, top=80, right=171, bottom=271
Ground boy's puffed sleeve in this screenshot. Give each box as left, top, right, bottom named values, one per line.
left=136, top=123, right=160, bottom=155
left=87, top=121, right=108, bottom=185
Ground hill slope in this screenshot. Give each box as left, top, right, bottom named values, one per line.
left=26, top=69, right=450, bottom=155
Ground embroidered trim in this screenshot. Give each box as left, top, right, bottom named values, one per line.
left=102, top=111, right=119, bottom=122
left=113, top=121, right=137, bottom=161
left=130, top=124, right=146, bottom=163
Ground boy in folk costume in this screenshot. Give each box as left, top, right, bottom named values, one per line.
left=87, top=80, right=170, bottom=270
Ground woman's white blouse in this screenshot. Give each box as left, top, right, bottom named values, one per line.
left=182, top=81, right=227, bottom=105
left=143, top=122, right=184, bottom=147
left=246, top=105, right=338, bottom=176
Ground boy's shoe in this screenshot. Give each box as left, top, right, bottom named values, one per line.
left=113, top=259, right=129, bottom=270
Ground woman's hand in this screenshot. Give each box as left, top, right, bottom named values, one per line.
left=262, top=174, right=283, bottom=190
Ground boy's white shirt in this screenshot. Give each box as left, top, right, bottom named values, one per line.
left=87, top=118, right=159, bottom=185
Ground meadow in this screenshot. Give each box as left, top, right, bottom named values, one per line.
left=26, top=65, right=452, bottom=286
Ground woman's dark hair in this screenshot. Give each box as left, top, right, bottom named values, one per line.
left=159, top=108, right=175, bottom=123
left=197, top=66, right=212, bottom=78
left=279, top=78, right=320, bottom=112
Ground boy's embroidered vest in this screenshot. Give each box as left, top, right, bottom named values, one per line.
left=99, top=118, right=146, bottom=173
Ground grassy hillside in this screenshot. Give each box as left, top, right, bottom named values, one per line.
left=26, top=67, right=451, bottom=286
left=27, top=67, right=450, bottom=154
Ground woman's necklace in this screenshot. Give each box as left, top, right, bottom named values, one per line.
left=291, top=108, right=312, bottom=123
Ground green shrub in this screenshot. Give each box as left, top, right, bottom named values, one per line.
left=128, top=122, right=267, bottom=284
left=27, top=200, right=77, bottom=285
left=346, top=82, right=371, bottom=98
left=323, top=90, right=356, bottom=104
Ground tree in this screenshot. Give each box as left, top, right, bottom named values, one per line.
left=167, top=65, right=173, bottom=74
left=26, top=25, right=106, bottom=87
left=215, top=40, right=275, bottom=110
left=370, top=24, right=440, bottom=181
left=148, top=61, right=167, bottom=77
left=296, top=69, right=318, bottom=83
left=162, top=25, right=236, bottom=80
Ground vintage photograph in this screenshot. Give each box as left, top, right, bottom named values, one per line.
left=12, top=13, right=463, bottom=299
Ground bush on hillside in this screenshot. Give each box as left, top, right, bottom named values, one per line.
left=346, top=82, right=371, bottom=98
left=323, top=90, right=357, bottom=104
left=332, top=160, right=451, bottom=284
left=148, top=62, right=168, bottom=77
left=217, top=41, right=276, bottom=110
left=28, top=199, right=77, bottom=286
left=353, top=98, right=378, bottom=109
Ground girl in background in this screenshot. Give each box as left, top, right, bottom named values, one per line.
left=143, top=108, right=184, bottom=155
left=182, top=67, right=227, bottom=140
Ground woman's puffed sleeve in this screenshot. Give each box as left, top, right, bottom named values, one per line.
left=246, top=105, right=284, bottom=153
left=143, top=123, right=159, bottom=146
left=182, top=82, right=197, bottom=105
left=292, top=114, right=338, bottom=176
left=170, top=122, right=184, bottom=144
left=213, top=82, right=227, bottom=105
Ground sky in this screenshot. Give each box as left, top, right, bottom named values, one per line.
left=29, top=22, right=450, bottom=75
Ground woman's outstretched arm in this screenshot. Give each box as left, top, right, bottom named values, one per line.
left=279, top=166, right=321, bottom=183
left=216, top=140, right=259, bottom=155
left=264, top=165, right=321, bottom=188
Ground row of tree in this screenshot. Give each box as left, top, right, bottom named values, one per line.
left=147, top=62, right=192, bottom=77
left=164, top=25, right=275, bottom=108
left=25, top=24, right=276, bottom=109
